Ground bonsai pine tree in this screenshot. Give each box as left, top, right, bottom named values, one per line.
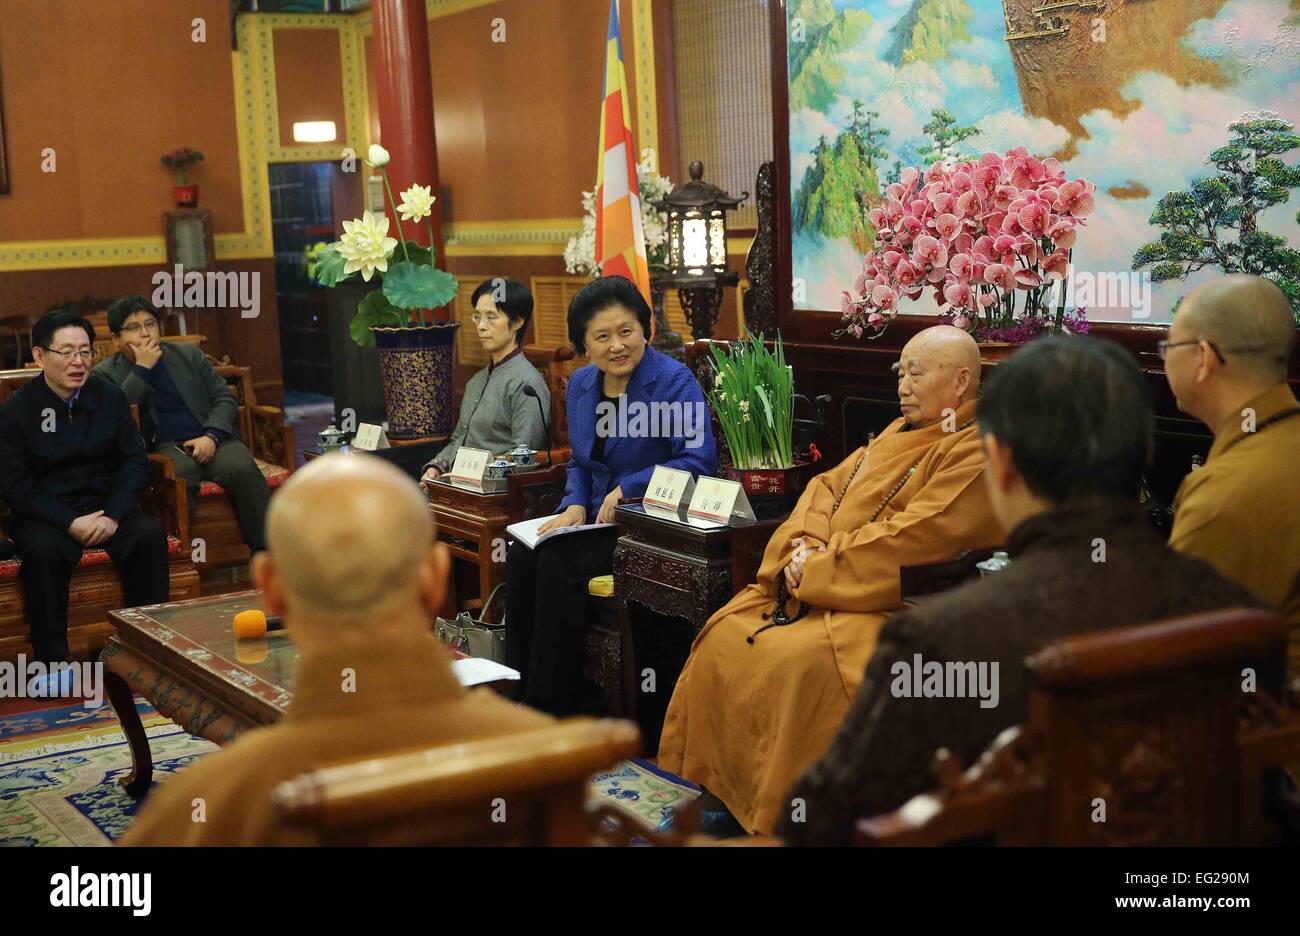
left=1133, top=113, right=1300, bottom=320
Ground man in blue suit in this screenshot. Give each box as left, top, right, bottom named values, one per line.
left=504, top=276, right=717, bottom=715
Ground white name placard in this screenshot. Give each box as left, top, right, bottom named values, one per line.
left=447, top=447, right=492, bottom=490
left=642, top=466, right=695, bottom=519
left=687, top=476, right=756, bottom=526
left=352, top=422, right=391, bottom=451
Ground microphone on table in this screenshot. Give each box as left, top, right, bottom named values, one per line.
left=233, top=609, right=285, bottom=639
left=520, top=384, right=552, bottom=466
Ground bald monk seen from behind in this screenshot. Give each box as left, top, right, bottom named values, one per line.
left=658, top=325, right=1003, bottom=836
left=122, top=453, right=551, bottom=846
left=1163, top=274, right=1300, bottom=678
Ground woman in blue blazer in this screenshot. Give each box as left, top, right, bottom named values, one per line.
left=504, top=276, right=718, bottom=715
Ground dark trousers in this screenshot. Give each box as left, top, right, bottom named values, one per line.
left=504, top=528, right=620, bottom=716
left=629, top=607, right=694, bottom=756
left=12, top=509, right=169, bottom=663
left=162, top=438, right=270, bottom=552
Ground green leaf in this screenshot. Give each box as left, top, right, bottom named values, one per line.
left=402, top=241, right=433, bottom=267
left=382, top=261, right=459, bottom=310
left=349, top=290, right=404, bottom=347
left=314, top=242, right=351, bottom=287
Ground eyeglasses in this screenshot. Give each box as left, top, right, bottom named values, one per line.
left=1157, top=339, right=1275, bottom=365
left=119, top=320, right=159, bottom=335
left=470, top=312, right=502, bottom=325
left=1157, top=339, right=1224, bottom=364
left=41, top=347, right=94, bottom=363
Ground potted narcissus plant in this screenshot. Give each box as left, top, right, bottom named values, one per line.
left=313, top=144, right=460, bottom=440
left=707, top=331, right=814, bottom=509
left=161, top=148, right=204, bottom=207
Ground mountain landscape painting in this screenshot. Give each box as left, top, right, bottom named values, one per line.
left=787, top=0, right=1300, bottom=321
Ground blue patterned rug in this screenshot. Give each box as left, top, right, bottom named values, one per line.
left=0, top=702, right=698, bottom=846
left=0, top=702, right=217, bottom=846
left=590, top=758, right=700, bottom=832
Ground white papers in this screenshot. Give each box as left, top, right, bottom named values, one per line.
left=451, top=657, right=520, bottom=687
left=505, top=514, right=615, bottom=549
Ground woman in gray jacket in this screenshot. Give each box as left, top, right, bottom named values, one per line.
left=420, top=278, right=550, bottom=481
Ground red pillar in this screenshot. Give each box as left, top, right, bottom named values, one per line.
left=373, top=0, right=446, bottom=277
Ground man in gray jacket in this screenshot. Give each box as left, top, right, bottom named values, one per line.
left=95, top=296, right=270, bottom=553
left=421, top=278, right=550, bottom=479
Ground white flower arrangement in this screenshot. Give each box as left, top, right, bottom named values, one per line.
left=563, top=158, right=676, bottom=276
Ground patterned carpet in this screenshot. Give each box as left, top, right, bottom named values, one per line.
left=0, top=702, right=217, bottom=846
left=0, top=701, right=698, bottom=846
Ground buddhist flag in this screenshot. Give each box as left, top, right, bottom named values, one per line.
left=594, top=0, right=652, bottom=305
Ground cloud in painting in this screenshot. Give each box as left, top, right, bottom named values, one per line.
left=970, top=111, right=1070, bottom=157
left=1062, top=0, right=1300, bottom=319
left=788, top=0, right=1300, bottom=320
left=789, top=106, right=841, bottom=183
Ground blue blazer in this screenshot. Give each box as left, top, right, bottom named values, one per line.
left=559, top=347, right=718, bottom=517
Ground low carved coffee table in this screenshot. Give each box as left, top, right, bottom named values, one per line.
left=100, top=591, right=502, bottom=798
left=100, top=592, right=294, bottom=797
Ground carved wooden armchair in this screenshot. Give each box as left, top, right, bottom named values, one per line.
left=0, top=371, right=200, bottom=660
left=272, top=718, right=640, bottom=845
left=522, top=344, right=580, bottom=465
left=855, top=607, right=1300, bottom=846
left=899, top=548, right=999, bottom=601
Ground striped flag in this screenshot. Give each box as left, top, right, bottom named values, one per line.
left=594, top=0, right=652, bottom=305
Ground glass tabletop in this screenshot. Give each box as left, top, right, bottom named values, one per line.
left=127, top=591, right=298, bottom=705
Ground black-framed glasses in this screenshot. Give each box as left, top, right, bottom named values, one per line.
left=1157, top=339, right=1226, bottom=365
left=1158, top=339, right=1276, bottom=365
left=119, top=320, right=159, bottom=335
left=41, top=346, right=94, bottom=363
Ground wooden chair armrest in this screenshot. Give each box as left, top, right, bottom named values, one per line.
left=248, top=404, right=295, bottom=472
left=899, top=548, right=999, bottom=601
left=855, top=783, right=1044, bottom=846
left=855, top=725, right=1045, bottom=846
left=506, top=462, right=569, bottom=523
left=144, top=452, right=190, bottom=545
left=272, top=719, right=640, bottom=837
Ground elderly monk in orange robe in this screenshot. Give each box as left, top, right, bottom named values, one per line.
left=659, top=325, right=1003, bottom=835
left=121, top=453, right=550, bottom=846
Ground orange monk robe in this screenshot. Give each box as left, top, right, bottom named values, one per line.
left=658, top=398, right=1002, bottom=835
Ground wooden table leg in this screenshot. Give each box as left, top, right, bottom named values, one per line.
left=479, top=538, right=496, bottom=611
left=103, top=668, right=153, bottom=798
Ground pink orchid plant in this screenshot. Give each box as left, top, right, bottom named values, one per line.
left=839, top=147, right=1095, bottom=342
